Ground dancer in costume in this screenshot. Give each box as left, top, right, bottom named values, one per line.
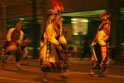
left=90, top=12, right=111, bottom=77
left=40, top=15, right=59, bottom=81
left=2, top=20, right=32, bottom=70
left=56, top=14, right=69, bottom=72
left=51, top=1, right=69, bottom=73
left=40, top=0, right=69, bottom=81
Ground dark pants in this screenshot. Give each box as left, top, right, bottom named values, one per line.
left=5, top=44, right=22, bottom=62
left=94, top=44, right=102, bottom=65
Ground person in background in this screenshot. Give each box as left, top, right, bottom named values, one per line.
left=81, top=37, right=91, bottom=60
left=2, top=20, right=24, bottom=70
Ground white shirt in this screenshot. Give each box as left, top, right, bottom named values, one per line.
left=7, top=28, right=24, bottom=44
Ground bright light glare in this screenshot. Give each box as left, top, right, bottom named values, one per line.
left=71, top=22, right=77, bottom=23
left=61, top=18, right=64, bottom=20
left=19, top=18, right=24, bottom=20
left=81, top=19, right=89, bottom=22
left=73, top=33, right=78, bottom=35
left=71, top=18, right=78, bottom=21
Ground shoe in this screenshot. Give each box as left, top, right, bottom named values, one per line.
left=43, top=78, right=48, bottom=82
left=16, top=66, right=23, bottom=71
left=100, top=64, right=106, bottom=72
left=16, top=62, right=23, bottom=71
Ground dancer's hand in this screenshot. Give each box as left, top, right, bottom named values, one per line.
left=91, top=42, right=96, bottom=46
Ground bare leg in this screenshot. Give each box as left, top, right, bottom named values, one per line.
left=101, top=46, right=107, bottom=64
left=43, top=72, right=48, bottom=82
left=16, top=62, right=22, bottom=71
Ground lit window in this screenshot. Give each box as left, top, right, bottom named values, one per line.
left=71, top=18, right=88, bottom=35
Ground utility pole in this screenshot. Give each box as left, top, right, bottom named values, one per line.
left=40, top=0, right=49, bottom=38
left=0, top=0, right=7, bottom=47
left=32, top=0, right=39, bottom=58
left=108, top=0, right=122, bottom=63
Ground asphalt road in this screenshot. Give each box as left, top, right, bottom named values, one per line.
left=0, top=58, right=124, bottom=83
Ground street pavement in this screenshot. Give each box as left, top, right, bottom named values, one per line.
left=0, top=57, right=124, bottom=83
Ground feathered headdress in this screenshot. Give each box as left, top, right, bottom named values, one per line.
left=99, top=12, right=111, bottom=18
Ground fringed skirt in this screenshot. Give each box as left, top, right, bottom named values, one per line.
left=40, top=41, right=69, bottom=72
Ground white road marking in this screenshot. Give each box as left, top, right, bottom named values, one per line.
left=0, top=71, right=124, bottom=83
left=0, top=77, right=40, bottom=83
left=71, top=71, right=124, bottom=78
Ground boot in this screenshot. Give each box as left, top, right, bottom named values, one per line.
left=92, top=63, right=101, bottom=70
left=16, top=62, right=22, bottom=71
